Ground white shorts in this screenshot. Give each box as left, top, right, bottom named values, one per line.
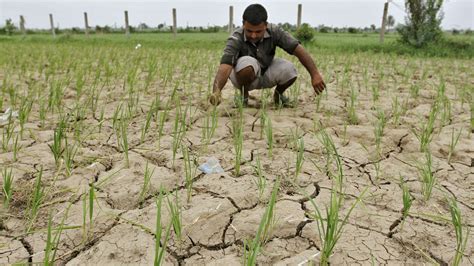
left=229, top=56, right=297, bottom=91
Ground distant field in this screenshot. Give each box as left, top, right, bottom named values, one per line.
left=1, top=32, right=473, bottom=57
left=0, top=32, right=473, bottom=265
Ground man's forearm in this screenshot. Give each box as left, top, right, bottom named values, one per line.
left=293, top=44, right=319, bottom=78
left=212, top=64, right=233, bottom=94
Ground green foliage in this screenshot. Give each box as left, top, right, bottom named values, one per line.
left=294, top=23, right=314, bottom=43
left=2, top=19, right=17, bottom=36
left=397, top=0, right=444, bottom=47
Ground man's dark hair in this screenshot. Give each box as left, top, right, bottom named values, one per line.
left=242, top=4, right=268, bottom=25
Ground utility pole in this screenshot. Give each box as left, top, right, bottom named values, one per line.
left=124, top=10, right=130, bottom=37
left=297, top=4, right=302, bottom=29
left=173, top=8, right=177, bottom=38
left=229, top=6, right=234, bottom=33
left=380, top=1, right=389, bottom=43
left=49, top=14, right=56, bottom=37
left=19, top=15, right=26, bottom=35
left=84, top=12, right=90, bottom=36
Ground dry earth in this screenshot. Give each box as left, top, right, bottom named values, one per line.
left=0, top=43, right=473, bottom=265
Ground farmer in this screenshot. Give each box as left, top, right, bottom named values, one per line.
left=209, top=3, right=326, bottom=107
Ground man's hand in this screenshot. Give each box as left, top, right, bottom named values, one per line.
left=312, top=72, right=326, bottom=95
left=209, top=91, right=222, bottom=106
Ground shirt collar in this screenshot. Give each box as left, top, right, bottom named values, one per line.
left=243, top=28, right=271, bottom=43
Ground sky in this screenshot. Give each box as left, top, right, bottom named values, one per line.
left=1, top=0, right=473, bottom=30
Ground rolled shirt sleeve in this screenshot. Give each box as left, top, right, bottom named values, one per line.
left=272, top=25, right=300, bottom=55
left=220, top=34, right=241, bottom=66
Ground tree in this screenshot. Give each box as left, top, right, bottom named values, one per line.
left=4, top=19, right=16, bottom=36
left=294, top=23, right=314, bottom=42
left=387, top=15, right=395, bottom=31
left=397, top=0, right=444, bottom=47
left=137, top=23, right=149, bottom=31
left=370, top=24, right=377, bottom=32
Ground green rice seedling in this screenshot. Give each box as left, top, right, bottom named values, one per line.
left=140, top=106, right=154, bottom=144
left=1, top=113, right=14, bottom=152
left=2, top=167, right=14, bottom=209
left=347, top=86, right=358, bottom=125
left=7, top=83, right=17, bottom=108
left=251, top=153, right=267, bottom=202
left=44, top=213, right=55, bottom=266
left=317, top=128, right=340, bottom=179
left=371, top=84, right=379, bottom=105
left=440, top=97, right=452, bottom=127
left=295, top=136, right=305, bottom=179
left=258, top=110, right=267, bottom=141
left=167, top=191, right=182, bottom=241
left=12, top=133, right=21, bottom=162
left=417, top=151, right=436, bottom=201
left=50, top=119, right=66, bottom=167
left=154, top=188, right=173, bottom=265
left=447, top=196, right=470, bottom=266
left=399, top=176, right=413, bottom=232
left=448, top=128, right=462, bottom=163
left=413, top=103, right=438, bottom=152
left=114, top=113, right=130, bottom=168
left=48, top=79, right=66, bottom=113
left=209, top=104, right=219, bottom=140
left=289, top=80, right=302, bottom=106
left=72, top=104, right=86, bottom=142
left=88, top=84, right=101, bottom=115
left=172, top=102, right=188, bottom=168
left=88, top=183, right=95, bottom=232
left=373, top=109, right=387, bottom=156
left=97, top=106, right=105, bottom=134
left=201, top=105, right=218, bottom=145
left=39, top=97, right=48, bottom=128
left=82, top=183, right=96, bottom=243
left=410, top=83, right=420, bottom=98
left=27, top=166, right=45, bottom=232
left=112, top=103, right=123, bottom=133
left=373, top=160, right=381, bottom=182
left=232, top=109, right=244, bottom=177
left=307, top=180, right=367, bottom=266
left=264, top=113, right=273, bottom=158
left=314, top=93, right=322, bottom=113
left=139, top=161, right=154, bottom=205
left=63, top=138, right=78, bottom=176
left=362, top=65, right=369, bottom=92
left=44, top=201, right=73, bottom=265
left=341, top=122, right=349, bottom=145
left=243, top=177, right=280, bottom=265
left=181, top=145, right=196, bottom=203
left=391, top=96, right=401, bottom=126
left=74, top=68, right=86, bottom=100
left=82, top=187, right=88, bottom=242
left=18, top=97, right=33, bottom=138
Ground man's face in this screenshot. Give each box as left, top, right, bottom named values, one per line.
left=243, top=21, right=267, bottom=43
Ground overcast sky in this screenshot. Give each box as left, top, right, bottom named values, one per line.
left=1, top=0, right=473, bottom=30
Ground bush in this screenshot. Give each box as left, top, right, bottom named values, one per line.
left=397, top=0, right=444, bottom=47
left=348, top=27, right=359, bottom=34
left=319, top=26, right=331, bottom=33
left=294, top=23, right=314, bottom=42
left=2, top=19, right=16, bottom=36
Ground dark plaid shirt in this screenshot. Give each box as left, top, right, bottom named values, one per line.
left=220, top=23, right=300, bottom=72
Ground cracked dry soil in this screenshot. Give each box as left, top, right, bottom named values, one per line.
left=1, top=41, right=473, bottom=265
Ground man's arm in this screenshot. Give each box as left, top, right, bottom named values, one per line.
left=209, top=63, right=233, bottom=105
left=292, top=44, right=326, bottom=94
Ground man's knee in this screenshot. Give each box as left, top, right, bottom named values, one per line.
left=236, top=66, right=256, bottom=87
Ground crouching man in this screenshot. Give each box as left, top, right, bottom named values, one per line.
left=209, top=3, right=326, bottom=107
